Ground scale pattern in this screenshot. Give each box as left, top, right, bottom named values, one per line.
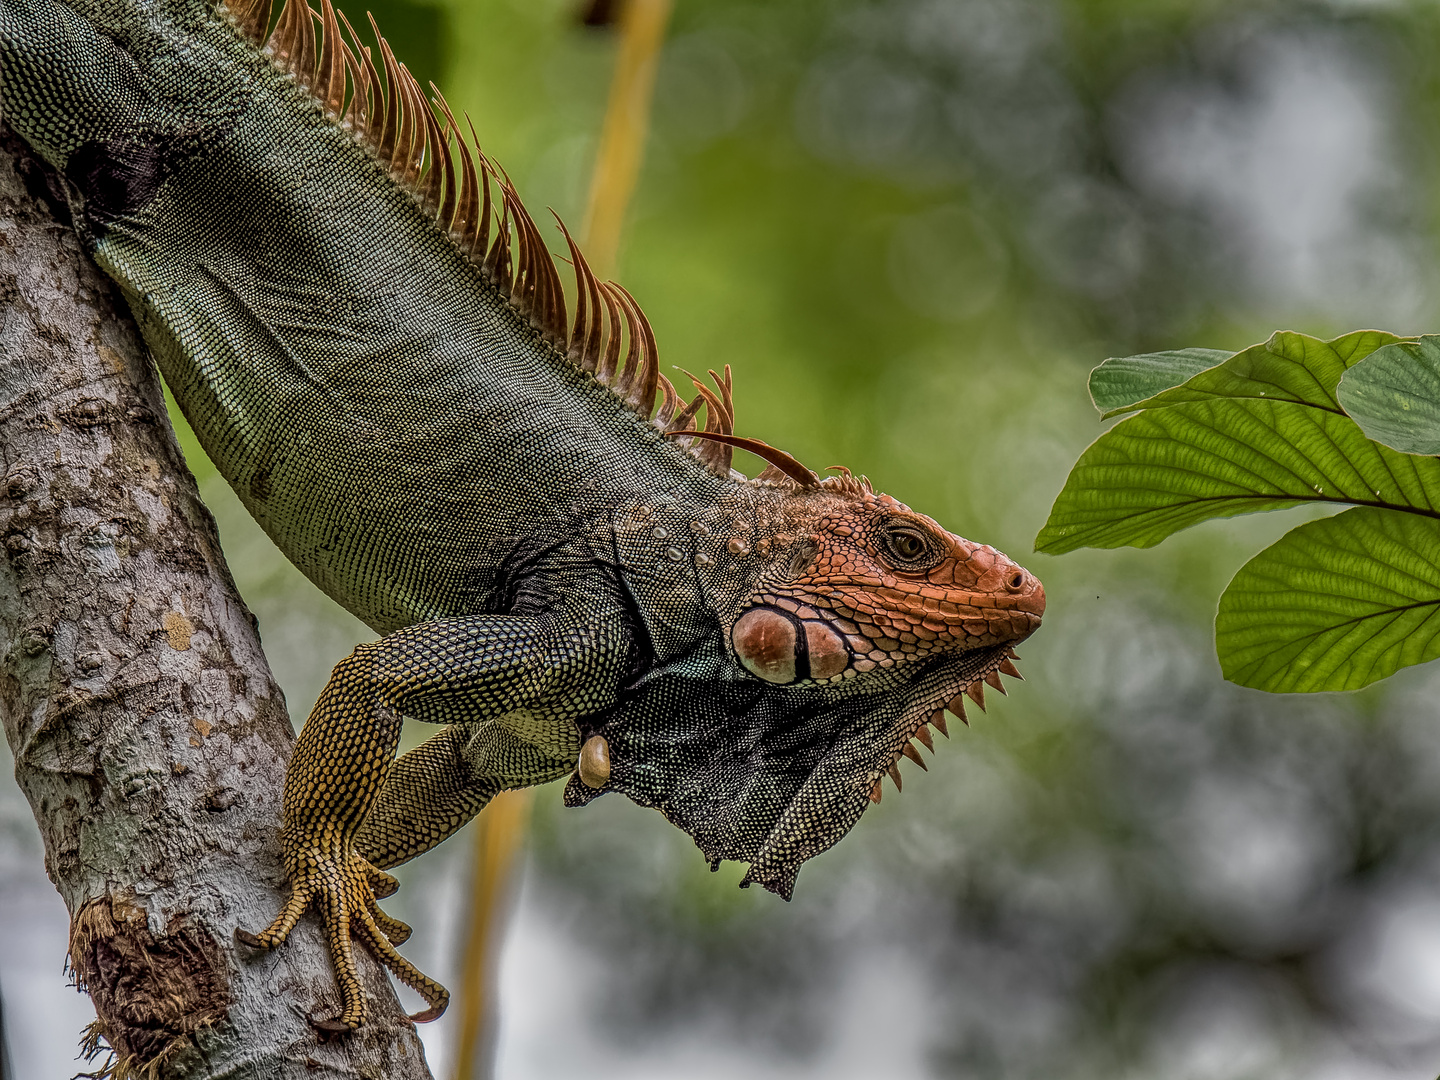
left=0, top=0, right=1046, bottom=1033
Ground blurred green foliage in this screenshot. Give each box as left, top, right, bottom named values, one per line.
left=174, top=0, right=1440, bottom=1075
left=1043, top=327, right=1440, bottom=697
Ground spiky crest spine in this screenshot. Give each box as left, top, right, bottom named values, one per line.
left=220, top=0, right=760, bottom=471
left=220, top=0, right=881, bottom=495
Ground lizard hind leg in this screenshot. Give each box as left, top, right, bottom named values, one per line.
left=292, top=847, right=432, bottom=1031
left=244, top=610, right=629, bottom=1031
left=250, top=846, right=423, bottom=1032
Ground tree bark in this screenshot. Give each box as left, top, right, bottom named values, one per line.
left=0, top=123, right=434, bottom=1078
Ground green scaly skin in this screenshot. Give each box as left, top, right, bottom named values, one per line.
left=0, top=0, right=1046, bottom=1030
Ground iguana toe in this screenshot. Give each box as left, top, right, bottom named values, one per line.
left=233, top=927, right=266, bottom=950
left=366, top=895, right=412, bottom=945
left=351, top=905, right=449, bottom=1022
left=362, top=859, right=400, bottom=899
left=238, top=875, right=316, bottom=950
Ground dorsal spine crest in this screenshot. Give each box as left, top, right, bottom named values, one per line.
left=223, top=0, right=818, bottom=480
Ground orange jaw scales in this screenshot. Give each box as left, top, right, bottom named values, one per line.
left=803, top=620, right=850, bottom=679
left=748, top=493, right=1044, bottom=683
left=732, top=605, right=859, bottom=685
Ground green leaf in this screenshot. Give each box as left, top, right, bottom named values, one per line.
left=1217, top=507, right=1440, bottom=692
left=1336, top=335, right=1440, bottom=455
left=1102, top=329, right=1407, bottom=419
left=1089, top=348, right=1229, bottom=416
left=1035, top=399, right=1440, bottom=554
left=1037, top=330, right=1424, bottom=554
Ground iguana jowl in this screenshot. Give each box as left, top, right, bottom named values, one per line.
left=0, top=0, right=1045, bottom=1031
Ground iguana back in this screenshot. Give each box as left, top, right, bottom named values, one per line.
left=4, top=0, right=726, bottom=634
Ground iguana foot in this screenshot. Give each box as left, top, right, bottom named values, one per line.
left=237, top=845, right=446, bottom=1029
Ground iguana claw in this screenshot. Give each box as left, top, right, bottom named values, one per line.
left=233, top=927, right=266, bottom=949
left=311, top=1016, right=352, bottom=1038
left=240, top=844, right=445, bottom=1029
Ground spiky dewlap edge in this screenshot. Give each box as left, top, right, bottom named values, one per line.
left=214, top=0, right=792, bottom=478
left=865, top=646, right=1024, bottom=805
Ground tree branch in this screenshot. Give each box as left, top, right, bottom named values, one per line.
left=0, top=123, right=434, bottom=1078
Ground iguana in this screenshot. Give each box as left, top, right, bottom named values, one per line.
left=0, top=0, right=1046, bottom=1032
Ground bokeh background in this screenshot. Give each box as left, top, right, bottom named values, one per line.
left=10, top=0, right=1440, bottom=1075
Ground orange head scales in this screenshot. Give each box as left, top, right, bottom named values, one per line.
left=730, top=489, right=1044, bottom=688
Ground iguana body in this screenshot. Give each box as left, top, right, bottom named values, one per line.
left=1, top=0, right=1045, bottom=1031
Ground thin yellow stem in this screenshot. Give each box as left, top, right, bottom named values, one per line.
left=581, top=0, right=674, bottom=275
left=451, top=5, right=671, bottom=1075
left=452, top=789, right=531, bottom=1080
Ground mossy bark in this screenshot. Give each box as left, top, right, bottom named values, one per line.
left=0, top=123, right=434, bottom=1078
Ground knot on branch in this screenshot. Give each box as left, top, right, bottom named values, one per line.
left=70, top=894, right=231, bottom=1078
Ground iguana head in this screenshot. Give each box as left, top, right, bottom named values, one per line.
left=568, top=468, right=1044, bottom=899
left=728, top=485, right=1043, bottom=690
left=716, top=475, right=1043, bottom=894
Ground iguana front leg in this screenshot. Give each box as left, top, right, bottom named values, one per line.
left=238, top=611, right=628, bottom=1031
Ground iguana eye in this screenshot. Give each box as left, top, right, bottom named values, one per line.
left=881, top=524, right=932, bottom=566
